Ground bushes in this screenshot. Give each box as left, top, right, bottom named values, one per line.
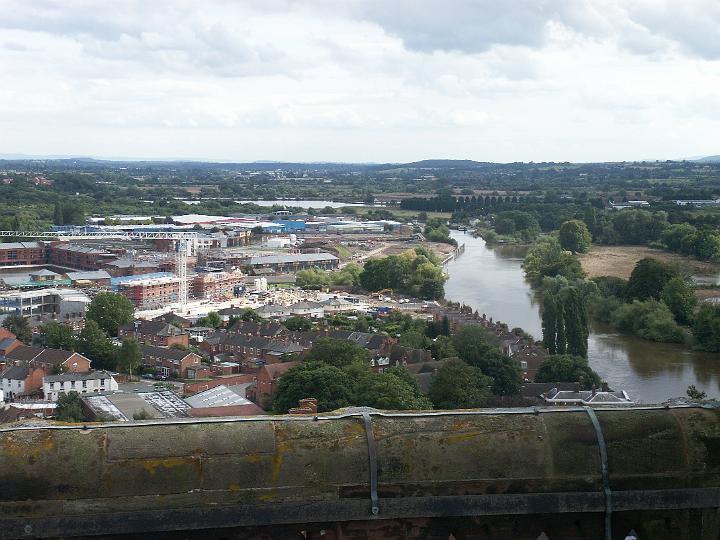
left=535, top=355, right=601, bottom=389
left=559, top=220, right=592, bottom=254
left=424, top=218, right=457, bottom=245
left=272, top=339, right=431, bottom=413
left=359, top=248, right=447, bottom=300
left=610, top=300, right=686, bottom=343
left=428, top=358, right=493, bottom=409
left=523, top=236, right=584, bottom=283
left=626, top=257, right=677, bottom=301
left=692, top=305, right=720, bottom=352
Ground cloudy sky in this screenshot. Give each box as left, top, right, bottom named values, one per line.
left=1, top=0, right=719, bottom=162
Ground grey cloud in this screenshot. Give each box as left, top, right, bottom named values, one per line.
left=624, top=1, right=720, bottom=60
left=2, top=1, right=290, bottom=77
left=357, top=0, right=720, bottom=60
left=357, top=0, right=558, bottom=53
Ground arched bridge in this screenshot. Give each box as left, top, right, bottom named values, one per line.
left=1, top=405, right=720, bottom=539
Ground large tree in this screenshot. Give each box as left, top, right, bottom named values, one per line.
left=197, top=311, right=222, bottom=329
left=283, top=316, right=312, bottom=332
left=75, top=320, right=118, bottom=371
left=693, top=305, right=720, bottom=352
left=559, top=220, right=592, bottom=254
left=2, top=315, right=32, bottom=343
left=273, top=362, right=356, bottom=413
left=562, top=288, right=588, bottom=358
left=542, top=294, right=560, bottom=354
left=428, top=358, right=492, bottom=409
left=535, top=355, right=601, bottom=389
left=118, top=338, right=142, bottom=376
left=86, top=292, right=135, bottom=336
left=661, top=277, right=697, bottom=325
left=39, top=321, right=76, bottom=350
left=627, top=258, right=676, bottom=301
left=523, top=236, right=584, bottom=283
left=476, top=352, right=521, bottom=396
left=451, top=325, right=496, bottom=365
left=358, top=367, right=432, bottom=410
left=304, top=338, right=370, bottom=368
left=56, top=391, right=84, bottom=422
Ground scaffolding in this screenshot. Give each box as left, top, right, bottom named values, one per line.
left=0, top=230, right=199, bottom=311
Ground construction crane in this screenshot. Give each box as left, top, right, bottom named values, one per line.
left=0, top=229, right=200, bottom=310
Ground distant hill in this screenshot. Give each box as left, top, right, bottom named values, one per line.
left=401, top=159, right=490, bottom=168
left=695, top=155, right=720, bottom=162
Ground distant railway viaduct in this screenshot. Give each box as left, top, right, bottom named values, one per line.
left=1, top=405, right=720, bottom=539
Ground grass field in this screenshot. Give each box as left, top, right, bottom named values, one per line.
left=351, top=206, right=453, bottom=219
left=577, top=245, right=720, bottom=280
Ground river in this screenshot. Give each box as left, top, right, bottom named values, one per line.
left=444, top=230, right=720, bottom=403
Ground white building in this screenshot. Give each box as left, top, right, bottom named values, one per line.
left=289, top=301, right=324, bottom=318
left=255, top=304, right=292, bottom=319
left=0, top=288, right=91, bottom=319
left=43, top=371, right=118, bottom=402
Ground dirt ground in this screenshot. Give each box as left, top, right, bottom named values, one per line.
left=378, top=241, right=455, bottom=260
left=577, top=245, right=720, bottom=280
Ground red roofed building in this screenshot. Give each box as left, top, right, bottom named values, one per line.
left=246, top=361, right=299, bottom=407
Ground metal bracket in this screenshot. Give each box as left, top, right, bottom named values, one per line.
left=585, top=407, right=612, bottom=540
left=362, top=412, right=380, bottom=515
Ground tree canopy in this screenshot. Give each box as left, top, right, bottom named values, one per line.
left=86, top=292, right=135, bottom=336
left=2, top=315, right=31, bottom=343
left=75, top=320, right=118, bottom=371
left=523, top=236, right=584, bottom=283
left=626, top=258, right=676, bottom=301
left=56, top=391, right=84, bottom=422
left=39, top=321, right=76, bottom=350
left=118, top=338, right=142, bottom=375
left=559, top=219, right=592, bottom=254
left=304, top=338, right=370, bottom=367
left=359, top=248, right=447, bottom=300
left=693, top=305, right=720, bottom=352
left=428, top=358, right=493, bottom=409
left=535, top=354, right=601, bottom=389
left=660, top=277, right=697, bottom=325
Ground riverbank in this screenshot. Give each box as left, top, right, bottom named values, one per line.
left=444, top=230, right=720, bottom=402
left=577, top=245, right=720, bottom=280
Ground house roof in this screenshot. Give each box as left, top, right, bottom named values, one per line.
left=255, top=304, right=291, bottom=317
left=30, top=269, right=60, bottom=277
left=265, top=341, right=304, bottom=354
left=0, top=328, right=16, bottom=342
left=184, top=384, right=253, bottom=408
left=321, top=297, right=354, bottom=307
left=248, top=252, right=338, bottom=265
left=152, top=312, right=191, bottom=325
left=187, top=403, right=265, bottom=417
left=229, top=320, right=288, bottom=336
left=141, top=344, right=193, bottom=361
left=0, top=338, right=18, bottom=350
left=4, top=345, right=45, bottom=362
left=0, top=364, right=29, bottom=381
left=120, top=320, right=184, bottom=337
left=53, top=244, right=113, bottom=255
left=64, top=270, right=112, bottom=281
left=0, top=242, right=44, bottom=250
left=290, top=301, right=323, bottom=310
left=262, top=361, right=299, bottom=379
left=44, top=370, right=114, bottom=383
left=35, top=349, right=84, bottom=366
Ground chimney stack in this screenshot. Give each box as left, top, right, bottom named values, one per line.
left=288, top=398, right=318, bottom=415
left=601, top=381, right=609, bottom=392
